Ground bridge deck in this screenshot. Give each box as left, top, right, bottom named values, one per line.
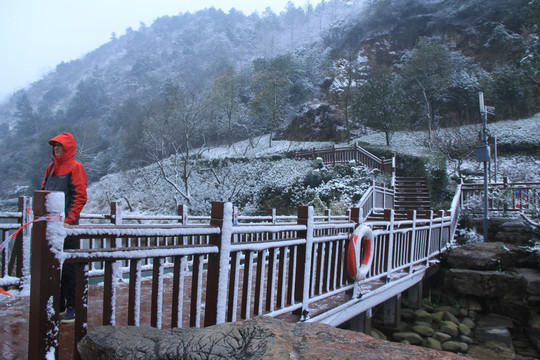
left=0, top=265, right=424, bottom=360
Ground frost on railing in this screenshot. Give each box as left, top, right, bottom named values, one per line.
left=461, top=179, right=540, bottom=214
left=27, top=194, right=366, bottom=360
left=0, top=196, right=33, bottom=292
left=294, top=144, right=395, bottom=176
left=24, top=186, right=462, bottom=360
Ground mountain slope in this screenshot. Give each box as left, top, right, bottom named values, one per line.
left=0, top=0, right=537, bottom=210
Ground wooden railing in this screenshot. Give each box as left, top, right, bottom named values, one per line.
left=356, top=181, right=395, bottom=221
left=0, top=196, right=32, bottom=289
left=8, top=177, right=537, bottom=359
left=28, top=188, right=456, bottom=360
left=294, top=144, right=395, bottom=176
left=0, top=200, right=351, bottom=288
left=461, top=178, right=540, bottom=213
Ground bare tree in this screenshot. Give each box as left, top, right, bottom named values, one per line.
left=330, top=49, right=368, bottom=143
left=431, top=126, right=480, bottom=179
left=143, top=80, right=207, bottom=205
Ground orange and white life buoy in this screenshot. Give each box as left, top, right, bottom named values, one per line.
left=347, top=225, right=374, bottom=281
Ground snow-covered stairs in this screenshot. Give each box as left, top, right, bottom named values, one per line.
left=393, top=177, right=432, bottom=215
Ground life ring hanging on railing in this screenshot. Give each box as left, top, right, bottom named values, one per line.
left=347, top=225, right=374, bottom=281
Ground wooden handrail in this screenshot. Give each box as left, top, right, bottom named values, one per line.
left=294, top=144, right=395, bottom=176
left=461, top=179, right=539, bottom=212
left=28, top=190, right=458, bottom=360
left=0, top=196, right=32, bottom=288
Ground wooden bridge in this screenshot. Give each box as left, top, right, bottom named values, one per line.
left=1, top=144, right=538, bottom=360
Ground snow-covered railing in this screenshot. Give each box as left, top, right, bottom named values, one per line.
left=0, top=198, right=353, bottom=292
left=294, top=144, right=395, bottom=175
left=80, top=202, right=348, bottom=225
left=0, top=196, right=32, bottom=289
left=28, top=189, right=457, bottom=360
left=355, top=181, right=395, bottom=221
left=461, top=178, right=540, bottom=213
left=364, top=209, right=453, bottom=282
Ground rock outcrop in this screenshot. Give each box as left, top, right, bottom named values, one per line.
left=78, top=316, right=470, bottom=360
left=368, top=239, right=540, bottom=359
left=438, top=241, right=540, bottom=358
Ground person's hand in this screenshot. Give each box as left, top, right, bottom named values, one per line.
left=64, top=222, right=72, bottom=227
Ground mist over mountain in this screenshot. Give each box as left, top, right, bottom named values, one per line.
left=0, top=0, right=538, bottom=210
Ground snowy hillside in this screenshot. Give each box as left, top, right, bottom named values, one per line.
left=353, top=115, right=540, bottom=183
left=85, top=115, right=539, bottom=217
left=85, top=134, right=386, bottom=217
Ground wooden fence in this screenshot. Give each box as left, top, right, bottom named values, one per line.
left=294, top=144, right=395, bottom=176
left=27, top=186, right=456, bottom=360
left=2, top=179, right=538, bottom=359
left=461, top=178, right=540, bottom=213
left=0, top=196, right=32, bottom=288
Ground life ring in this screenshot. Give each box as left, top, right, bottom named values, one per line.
left=347, top=225, right=374, bottom=281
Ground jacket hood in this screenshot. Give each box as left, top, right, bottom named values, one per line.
left=49, top=132, right=77, bottom=161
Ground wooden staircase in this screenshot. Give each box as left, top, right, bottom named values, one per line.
left=364, top=177, right=432, bottom=223
left=394, top=177, right=432, bottom=215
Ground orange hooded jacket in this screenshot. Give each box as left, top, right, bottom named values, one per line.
left=41, top=133, right=88, bottom=224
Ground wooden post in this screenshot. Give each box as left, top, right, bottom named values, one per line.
left=438, top=210, right=445, bottom=252
left=269, top=208, right=276, bottom=224
left=426, top=211, right=434, bottom=263
left=73, top=262, right=88, bottom=359
left=28, top=190, right=64, bottom=360
left=350, top=207, right=360, bottom=225
left=370, top=180, right=376, bottom=210
left=324, top=208, right=331, bottom=222
left=204, top=201, right=233, bottom=326
left=178, top=204, right=188, bottom=225
left=110, top=201, right=122, bottom=225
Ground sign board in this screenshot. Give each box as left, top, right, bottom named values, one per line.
left=475, top=145, right=490, bottom=162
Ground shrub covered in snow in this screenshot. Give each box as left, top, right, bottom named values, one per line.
left=86, top=151, right=385, bottom=217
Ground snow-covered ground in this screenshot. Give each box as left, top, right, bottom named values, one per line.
left=201, top=134, right=334, bottom=158
left=354, top=115, right=540, bottom=183
left=85, top=115, right=540, bottom=217
left=353, top=114, right=539, bottom=155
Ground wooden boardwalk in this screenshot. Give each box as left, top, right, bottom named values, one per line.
left=1, top=276, right=199, bottom=360
left=1, top=265, right=359, bottom=360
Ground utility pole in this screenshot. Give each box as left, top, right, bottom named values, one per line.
left=477, top=92, right=490, bottom=241
left=493, top=135, right=498, bottom=183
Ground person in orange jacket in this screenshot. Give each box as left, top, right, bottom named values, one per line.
left=41, top=132, right=87, bottom=323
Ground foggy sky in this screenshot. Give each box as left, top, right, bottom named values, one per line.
left=0, top=0, right=317, bottom=103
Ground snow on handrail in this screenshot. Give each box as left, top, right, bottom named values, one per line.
left=65, top=224, right=220, bottom=238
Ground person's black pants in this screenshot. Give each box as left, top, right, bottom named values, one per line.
left=60, top=238, right=78, bottom=311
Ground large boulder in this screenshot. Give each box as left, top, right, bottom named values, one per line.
left=445, top=242, right=534, bottom=271
left=78, top=316, right=470, bottom=360
left=445, top=268, right=526, bottom=298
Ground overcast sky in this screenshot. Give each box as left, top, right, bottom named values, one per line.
left=0, top=0, right=318, bottom=103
